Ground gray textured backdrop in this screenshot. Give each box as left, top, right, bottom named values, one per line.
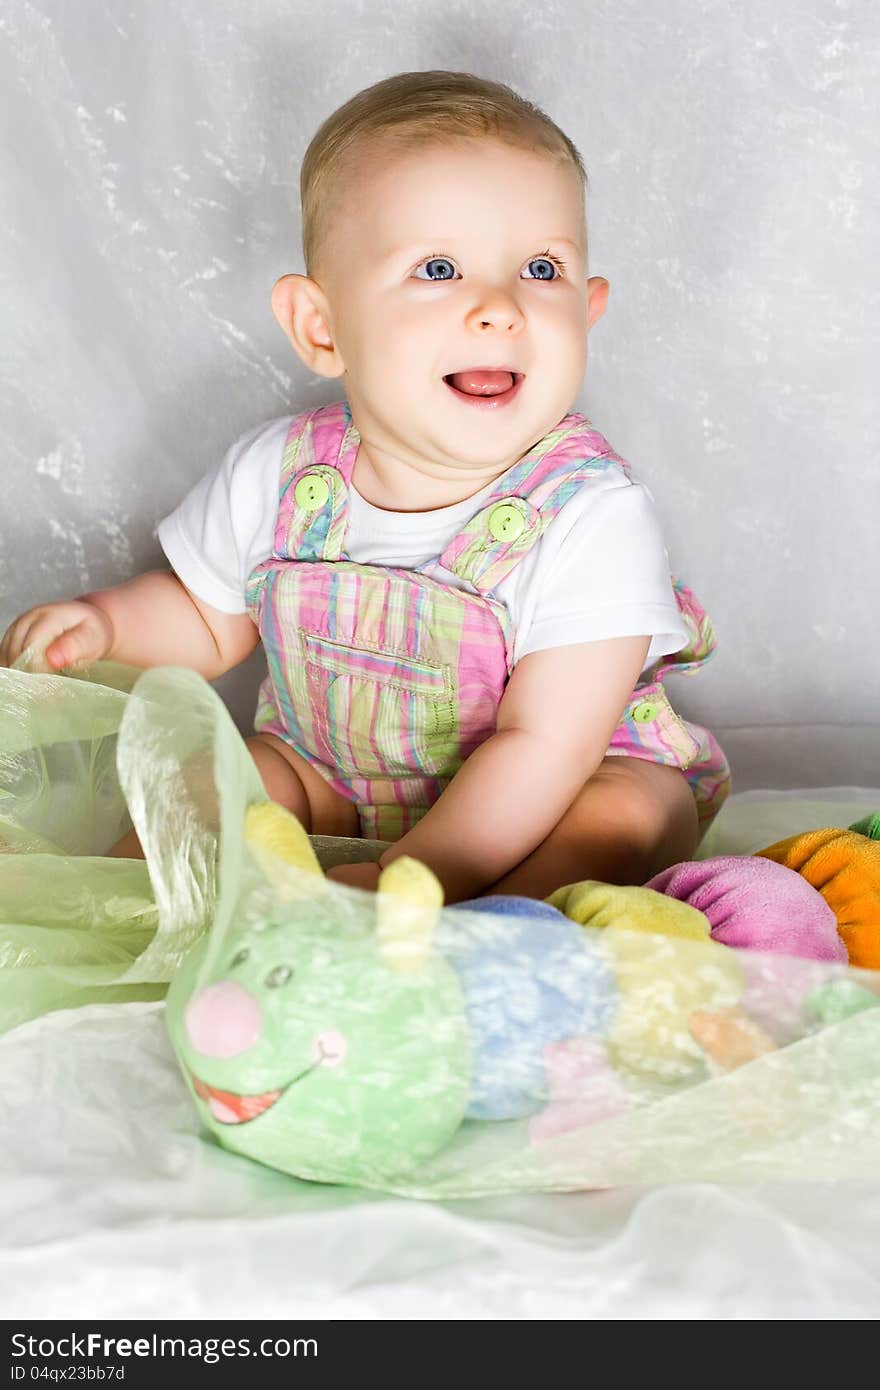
left=2, top=0, right=878, bottom=789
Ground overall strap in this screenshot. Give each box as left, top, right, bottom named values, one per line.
left=436, top=413, right=632, bottom=593
left=648, top=577, right=719, bottom=679
left=272, top=401, right=358, bottom=561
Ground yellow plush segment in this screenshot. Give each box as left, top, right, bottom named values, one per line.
left=377, top=855, right=444, bottom=973
left=548, top=879, right=710, bottom=940
left=243, top=802, right=324, bottom=878
left=548, top=879, right=742, bottom=1084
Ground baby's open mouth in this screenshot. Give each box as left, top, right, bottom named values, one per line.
left=443, top=368, right=525, bottom=405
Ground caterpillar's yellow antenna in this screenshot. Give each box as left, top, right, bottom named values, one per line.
left=377, top=856, right=443, bottom=973
left=244, top=801, right=324, bottom=891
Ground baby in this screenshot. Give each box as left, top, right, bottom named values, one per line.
left=0, top=70, right=730, bottom=903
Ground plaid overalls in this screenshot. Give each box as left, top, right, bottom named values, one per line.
left=245, top=401, right=730, bottom=842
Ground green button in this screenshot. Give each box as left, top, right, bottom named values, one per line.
left=488, top=502, right=526, bottom=543
left=633, top=700, right=658, bottom=723
left=293, top=473, right=330, bottom=510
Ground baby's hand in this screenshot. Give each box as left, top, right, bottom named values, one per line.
left=326, top=862, right=382, bottom=892
left=0, top=600, right=114, bottom=672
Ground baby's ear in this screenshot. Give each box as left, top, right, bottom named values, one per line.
left=270, top=272, right=344, bottom=379
left=269, top=272, right=304, bottom=337
left=586, top=275, right=610, bottom=329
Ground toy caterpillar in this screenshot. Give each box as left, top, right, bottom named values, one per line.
left=167, top=803, right=857, bottom=1187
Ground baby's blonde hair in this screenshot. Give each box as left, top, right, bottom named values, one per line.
left=299, top=69, right=589, bottom=279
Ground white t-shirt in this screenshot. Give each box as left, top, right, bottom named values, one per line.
left=157, top=414, right=689, bottom=673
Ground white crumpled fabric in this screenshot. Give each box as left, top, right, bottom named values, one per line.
left=2, top=786, right=879, bottom=1318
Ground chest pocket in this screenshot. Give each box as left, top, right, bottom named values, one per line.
left=300, top=630, right=460, bottom=781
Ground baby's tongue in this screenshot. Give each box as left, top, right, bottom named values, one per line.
left=447, top=369, right=515, bottom=396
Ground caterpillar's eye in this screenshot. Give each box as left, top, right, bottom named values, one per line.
left=265, top=964, right=293, bottom=989
left=231, top=948, right=250, bottom=968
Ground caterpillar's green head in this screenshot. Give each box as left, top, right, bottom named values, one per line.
left=166, top=806, right=471, bottom=1186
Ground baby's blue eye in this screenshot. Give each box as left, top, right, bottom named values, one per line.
left=413, top=255, right=562, bottom=282
left=415, top=257, right=457, bottom=281
left=524, top=257, right=559, bottom=280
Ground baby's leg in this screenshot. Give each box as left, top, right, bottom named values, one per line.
left=484, top=755, right=699, bottom=900
left=106, top=731, right=359, bottom=859
left=243, top=732, right=360, bottom=837
left=245, top=733, right=312, bottom=823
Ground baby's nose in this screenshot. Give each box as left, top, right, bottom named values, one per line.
left=184, top=981, right=262, bottom=1057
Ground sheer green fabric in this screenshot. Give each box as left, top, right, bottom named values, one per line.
left=1, top=661, right=878, bottom=1194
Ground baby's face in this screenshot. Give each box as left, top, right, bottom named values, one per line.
left=294, top=139, right=606, bottom=481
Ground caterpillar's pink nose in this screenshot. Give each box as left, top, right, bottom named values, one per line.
left=184, top=981, right=262, bottom=1058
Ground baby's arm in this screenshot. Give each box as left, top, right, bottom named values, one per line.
left=0, top=570, right=259, bottom=678
left=376, top=635, right=651, bottom=902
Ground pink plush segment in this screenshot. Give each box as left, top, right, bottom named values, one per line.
left=528, top=1038, right=629, bottom=1144
left=644, top=855, right=846, bottom=962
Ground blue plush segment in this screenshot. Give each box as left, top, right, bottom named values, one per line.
left=457, top=895, right=570, bottom=923
left=440, top=896, right=617, bottom=1120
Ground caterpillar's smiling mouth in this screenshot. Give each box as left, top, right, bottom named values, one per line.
left=188, top=1031, right=348, bottom=1125
left=190, top=1071, right=290, bottom=1124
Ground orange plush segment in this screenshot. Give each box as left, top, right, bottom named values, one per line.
left=756, top=828, right=880, bottom=969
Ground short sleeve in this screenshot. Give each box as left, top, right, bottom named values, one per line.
left=511, top=479, right=689, bottom=667
left=156, top=416, right=290, bottom=613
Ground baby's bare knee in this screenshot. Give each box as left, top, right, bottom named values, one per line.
left=490, top=756, right=699, bottom=898
left=590, top=756, right=699, bottom=871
